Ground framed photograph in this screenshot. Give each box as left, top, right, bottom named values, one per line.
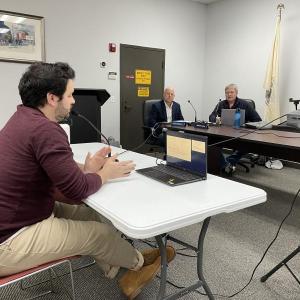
left=0, top=10, right=45, bottom=63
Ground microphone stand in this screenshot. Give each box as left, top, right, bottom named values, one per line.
left=187, top=100, right=209, bottom=129
left=71, top=110, right=112, bottom=157
left=188, top=100, right=197, bottom=122
left=289, top=98, right=300, bottom=110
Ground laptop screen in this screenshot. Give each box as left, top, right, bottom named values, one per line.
left=166, top=131, right=207, bottom=176
left=221, top=109, right=245, bottom=126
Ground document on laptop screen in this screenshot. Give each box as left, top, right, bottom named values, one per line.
left=192, top=140, right=206, bottom=153
left=167, top=135, right=191, bottom=161
left=166, top=132, right=207, bottom=176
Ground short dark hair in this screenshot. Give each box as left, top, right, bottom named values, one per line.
left=18, top=62, right=75, bottom=108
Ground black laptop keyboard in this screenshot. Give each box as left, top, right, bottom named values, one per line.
left=148, top=165, right=201, bottom=181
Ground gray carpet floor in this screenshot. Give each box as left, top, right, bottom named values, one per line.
left=1, top=164, right=300, bottom=299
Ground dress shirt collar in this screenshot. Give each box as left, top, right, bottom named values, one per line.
left=164, top=101, right=173, bottom=122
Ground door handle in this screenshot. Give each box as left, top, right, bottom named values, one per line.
left=124, top=101, right=132, bottom=111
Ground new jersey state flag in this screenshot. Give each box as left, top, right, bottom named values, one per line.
left=263, top=13, right=281, bottom=123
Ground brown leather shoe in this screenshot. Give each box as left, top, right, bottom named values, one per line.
left=119, top=256, right=161, bottom=300
left=142, top=245, right=176, bottom=266
left=119, top=246, right=176, bottom=299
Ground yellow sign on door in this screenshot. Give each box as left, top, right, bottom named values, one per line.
left=137, top=86, right=150, bottom=97
left=135, top=69, right=151, bottom=85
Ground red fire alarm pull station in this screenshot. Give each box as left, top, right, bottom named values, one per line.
left=109, top=43, right=116, bottom=52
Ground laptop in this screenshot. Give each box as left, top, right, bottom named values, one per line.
left=221, top=109, right=245, bottom=126
left=136, top=130, right=207, bottom=186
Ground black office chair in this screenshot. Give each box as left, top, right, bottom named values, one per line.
left=237, top=99, right=259, bottom=172
left=142, top=99, right=164, bottom=153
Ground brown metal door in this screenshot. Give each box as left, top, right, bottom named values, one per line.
left=120, top=44, right=165, bottom=150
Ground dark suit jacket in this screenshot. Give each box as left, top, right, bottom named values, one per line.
left=148, top=100, right=184, bottom=127
left=209, top=97, right=261, bottom=123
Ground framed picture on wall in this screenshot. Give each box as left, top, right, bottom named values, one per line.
left=0, top=10, right=45, bottom=63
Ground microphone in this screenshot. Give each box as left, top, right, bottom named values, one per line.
left=70, top=109, right=112, bottom=157
left=188, top=100, right=197, bottom=122
left=215, top=99, right=222, bottom=125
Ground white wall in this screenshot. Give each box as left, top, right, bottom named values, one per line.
left=0, top=0, right=207, bottom=139
left=3, top=0, right=299, bottom=135
left=202, top=0, right=300, bottom=120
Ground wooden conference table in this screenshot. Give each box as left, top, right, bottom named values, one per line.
left=71, top=143, right=266, bottom=300
left=167, top=124, right=300, bottom=174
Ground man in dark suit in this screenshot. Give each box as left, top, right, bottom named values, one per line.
left=148, top=87, right=184, bottom=146
left=148, top=87, right=184, bottom=127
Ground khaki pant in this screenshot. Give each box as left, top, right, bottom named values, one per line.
left=0, top=202, right=139, bottom=277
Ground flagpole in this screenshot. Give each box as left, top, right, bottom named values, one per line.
left=263, top=4, right=285, bottom=123
left=277, top=3, right=285, bottom=20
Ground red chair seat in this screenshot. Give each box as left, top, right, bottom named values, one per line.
left=0, top=255, right=80, bottom=286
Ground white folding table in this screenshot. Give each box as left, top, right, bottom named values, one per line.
left=71, top=143, right=266, bottom=300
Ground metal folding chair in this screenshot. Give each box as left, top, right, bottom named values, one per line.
left=0, top=255, right=85, bottom=300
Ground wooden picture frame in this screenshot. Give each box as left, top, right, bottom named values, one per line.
left=0, top=10, right=45, bottom=63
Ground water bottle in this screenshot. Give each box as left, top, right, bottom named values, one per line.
left=216, top=115, right=221, bottom=126
left=233, top=108, right=241, bottom=128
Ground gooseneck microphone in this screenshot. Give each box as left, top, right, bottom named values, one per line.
left=187, top=100, right=197, bottom=122
left=70, top=109, right=112, bottom=157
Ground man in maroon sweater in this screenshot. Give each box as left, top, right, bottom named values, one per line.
left=0, top=62, right=175, bottom=299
